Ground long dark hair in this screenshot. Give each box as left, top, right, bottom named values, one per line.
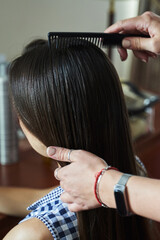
left=9, top=39, right=155, bottom=240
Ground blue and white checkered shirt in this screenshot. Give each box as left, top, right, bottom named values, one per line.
left=20, top=186, right=79, bottom=240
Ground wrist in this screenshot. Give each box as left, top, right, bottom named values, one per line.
left=99, top=170, right=123, bottom=208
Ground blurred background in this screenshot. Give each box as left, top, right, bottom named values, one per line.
left=0, top=0, right=139, bottom=80
left=0, top=0, right=160, bottom=237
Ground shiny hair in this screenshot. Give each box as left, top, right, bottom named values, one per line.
left=9, top=39, right=154, bottom=240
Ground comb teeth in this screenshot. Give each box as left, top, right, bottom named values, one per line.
left=48, top=33, right=104, bottom=49
left=48, top=32, right=150, bottom=49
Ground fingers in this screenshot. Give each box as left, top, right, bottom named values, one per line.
left=54, top=167, right=61, bottom=181
left=117, top=47, right=128, bottom=61
left=133, top=50, right=149, bottom=63
left=122, top=37, right=160, bottom=59
left=105, top=11, right=160, bottom=55
left=105, top=12, right=155, bottom=34
left=132, top=50, right=158, bottom=62
left=60, top=192, right=74, bottom=204
left=60, top=192, right=88, bottom=212
left=105, top=16, right=142, bottom=34
left=68, top=203, right=87, bottom=212
left=117, top=40, right=158, bottom=62
left=122, top=37, right=154, bottom=53
left=105, top=11, right=160, bottom=57
left=60, top=191, right=99, bottom=212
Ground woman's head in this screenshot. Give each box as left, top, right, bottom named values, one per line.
left=9, top=38, right=134, bottom=171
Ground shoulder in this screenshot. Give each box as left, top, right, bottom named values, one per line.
left=20, top=186, right=79, bottom=239
left=3, top=218, right=53, bottom=240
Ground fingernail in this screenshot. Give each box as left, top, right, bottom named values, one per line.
left=120, top=55, right=125, bottom=61
left=141, top=58, right=148, bottom=63
left=47, top=147, right=56, bottom=156
left=122, top=40, right=131, bottom=49
left=153, top=55, right=158, bottom=59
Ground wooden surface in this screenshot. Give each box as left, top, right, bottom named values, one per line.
left=134, top=103, right=160, bottom=179
left=0, top=139, right=58, bottom=239
left=0, top=139, right=58, bottom=188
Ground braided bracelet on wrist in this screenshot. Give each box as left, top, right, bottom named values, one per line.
left=94, top=166, right=118, bottom=208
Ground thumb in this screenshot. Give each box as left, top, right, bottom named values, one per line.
left=47, top=146, right=75, bottom=162
left=47, top=147, right=107, bottom=166
left=122, top=37, right=152, bottom=52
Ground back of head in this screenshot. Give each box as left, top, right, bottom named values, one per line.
left=9, top=38, right=153, bottom=240
left=9, top=38, right=134, bottom=169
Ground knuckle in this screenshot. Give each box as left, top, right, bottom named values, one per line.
left=69, top=204, right=79, bottom=212
left=60, top=181, right=70, bottom=192
left=54, top=166, right=62, bottom=179
left=60, top=167, right=69, bottom=179
left=117, top=20, right=125, bottom=31
left=58, top=147, right=68, bottom=161
left=61, top=181, right=72, bottom=194
left=74, top=149, right=83, bottom=160
left=68, top=205, right=74, bottom=212
left=151, top=40, right=160, bottom=54
left=60, top=193, right=70, bottom=204
left=143, top=11, right=153, bottom=18
left=60, top=192, right=66, bottom=201
left=133, top=38, right=142, bottom=50
left=76, top=149, right=83, bottom=155
left=141, top=11, right=152, bottom=26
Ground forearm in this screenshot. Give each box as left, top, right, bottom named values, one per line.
left=127, top=176, right=160, bottom=221
left=0, top=187, right=53, bottom=217
left=100, top=171, right=160, bottom=221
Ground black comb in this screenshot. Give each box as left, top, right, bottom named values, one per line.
left=48, top=32, right=149, bottom=48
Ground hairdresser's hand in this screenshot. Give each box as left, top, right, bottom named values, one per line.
left=47, top=147, right=108, bottom=212
left=105, top=11, right=160, bottom=62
